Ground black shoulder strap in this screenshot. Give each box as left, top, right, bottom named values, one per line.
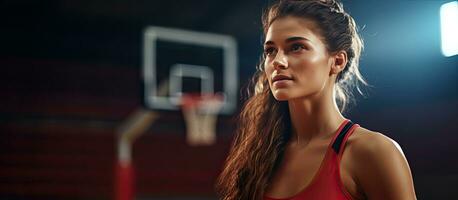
left=331, top=120, right=355, bottom=154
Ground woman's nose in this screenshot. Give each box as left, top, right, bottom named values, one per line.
left=273, top=53, right=288, bottom=69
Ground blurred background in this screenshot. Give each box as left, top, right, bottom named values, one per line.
left=0, top=0, right=457, bottom=199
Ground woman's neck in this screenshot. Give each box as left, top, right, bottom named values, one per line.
left=287, top=94, right=345, bottom=148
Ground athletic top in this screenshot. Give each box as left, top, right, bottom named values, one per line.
left=264, top=119, right=360, bottom=200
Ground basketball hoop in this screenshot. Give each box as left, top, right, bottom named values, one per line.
left=181, top=93, right=224, bottom=146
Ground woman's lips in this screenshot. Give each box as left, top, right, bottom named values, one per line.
left=272, top=74, right=293, bottom=82
left=273, top=79, right=292, bottom=87
left=272, top=74, right=293, bottom=87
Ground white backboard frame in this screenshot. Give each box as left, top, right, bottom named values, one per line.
left=142, top=26, right=238, bottom=114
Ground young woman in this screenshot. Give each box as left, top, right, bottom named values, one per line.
left=216, top=0, right=417, bottom=199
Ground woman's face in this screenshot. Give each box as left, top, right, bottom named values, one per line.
left=264, top=16, right=334, bottom=101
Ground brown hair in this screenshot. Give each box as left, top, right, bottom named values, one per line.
left=216, top=0, right=367, bottom=199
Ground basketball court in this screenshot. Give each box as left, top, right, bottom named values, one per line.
left=115, top=26, right=238, bottom=200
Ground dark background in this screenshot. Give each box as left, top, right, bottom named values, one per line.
left=0, top=0, right=457, bottom=199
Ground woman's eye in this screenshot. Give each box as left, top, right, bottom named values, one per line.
left=290, top=43, right=306, bottom=52
left=263, top=47, right=277, bottom=57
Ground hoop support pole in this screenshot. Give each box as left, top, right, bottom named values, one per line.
left=115, top=108, right=158, bottom=200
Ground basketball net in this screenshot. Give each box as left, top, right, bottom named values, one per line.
left=181, top=93, right=224, bottom=146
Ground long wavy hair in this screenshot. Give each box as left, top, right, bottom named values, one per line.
left=216, top=0, right=368, bottom=199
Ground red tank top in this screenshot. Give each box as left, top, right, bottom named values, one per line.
left=264, top=119, right=360, bottom=200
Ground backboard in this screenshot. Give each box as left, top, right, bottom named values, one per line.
left=142, top=26, right=238, bottom=114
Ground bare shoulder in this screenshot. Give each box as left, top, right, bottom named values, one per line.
left=344, top=126, right=417, bottom=200
left=346, top=127, right=405, bottom=158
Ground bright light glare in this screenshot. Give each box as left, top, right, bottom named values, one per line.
left=440, top=1, right=458, bottom=57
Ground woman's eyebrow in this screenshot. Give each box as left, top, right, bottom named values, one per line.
left=285, top=36, right=310, bottom=43
left=264, top=36, right=310, bottom=46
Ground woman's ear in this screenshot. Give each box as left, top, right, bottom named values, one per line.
left=330, top=50, right=348, bottom=75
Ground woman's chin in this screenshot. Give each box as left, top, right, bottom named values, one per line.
left=272, top=91, right=292, bottom=101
